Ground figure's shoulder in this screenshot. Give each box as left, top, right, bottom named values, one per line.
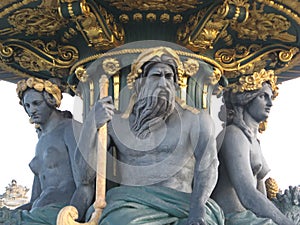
left=175, top=97, right=200, bottom=115
left=221, top=124, right=250, bottom=149
left=224, top=124, right=247, bottom=138
left=62, top=118, right=82, bottom=136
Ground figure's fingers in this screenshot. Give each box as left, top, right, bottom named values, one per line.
left=105, top=108, right=115, bottom=117
left=100, top=96, right=113, bottom=104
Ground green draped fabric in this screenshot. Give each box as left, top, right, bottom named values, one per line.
left=99, top=186, right=225, bottom=225
left=225, top=210, right=277, bottom=225
left=0, top=203, right=65, bottom=225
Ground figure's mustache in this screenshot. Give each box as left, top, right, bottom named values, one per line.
left=130, top=86, right=175, bottom=139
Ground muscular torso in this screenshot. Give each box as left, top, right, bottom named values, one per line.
left=108, top=107, right=196, bottom=193
left=29, top=119, right=76, bottom=207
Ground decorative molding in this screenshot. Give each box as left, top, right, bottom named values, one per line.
left=73, top=4, right=124, bottom=50
left=0, top=0, right=37, bottom=18
left=230, top=1, right=296, bottom=42
left=102, top=58, right=120, bottom=75
left=0, top=39, right=79, bottom=78
left=105, top=0, right=203, bottom=13
left=215, top=44, right=299, bottom=78
left=5, top=7, right=67, bottom=36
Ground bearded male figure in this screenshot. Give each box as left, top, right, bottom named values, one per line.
left=80, top=47, right=224, bottom=225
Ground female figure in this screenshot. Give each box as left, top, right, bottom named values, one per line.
left=15, top=77, right=94, bottom=223
left=212, top=69, right=295, bottom=225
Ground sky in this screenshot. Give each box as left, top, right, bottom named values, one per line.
left=0, top=77, right=299, bottom=197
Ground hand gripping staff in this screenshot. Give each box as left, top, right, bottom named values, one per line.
left=57, top=75, right=109, bottom=225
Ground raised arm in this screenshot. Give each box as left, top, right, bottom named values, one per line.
left=222, top=125, right=294, bottom=225
left=188, top=112, right=219, bottom=225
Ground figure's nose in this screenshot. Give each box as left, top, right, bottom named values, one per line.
left=158, top=76, right=167, bottom=87
left=28, top=105, right=37, bottom=115
left=266, top=97, right=273, bottom=107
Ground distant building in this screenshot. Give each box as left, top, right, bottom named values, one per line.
left=0, top=180, right=29, bottom=209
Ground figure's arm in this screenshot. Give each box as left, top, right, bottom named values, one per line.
left=64, top=120, right=95, bottom=221
left=257, top=154, right=271, bottom=195
left=71, top=97, right=114, bottom=221
left=257, top=179, right=267, bottom=195
left=188, top=112, right=219, bottom=225
left=222, top=126, right=295, bottom=225
left=74, top=96, right=114, bottom=182
left=17, top=175, right=41, bottom=210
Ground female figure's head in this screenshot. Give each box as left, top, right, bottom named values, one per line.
left=16, top=77, right=64, bottom=125
left=223, top=69, right=278, bottom=140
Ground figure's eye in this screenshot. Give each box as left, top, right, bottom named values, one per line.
left=32, top=100, right=42, bottom=106
left=24, top=103, right=30, bottom=109
left=165, top=73, right=173, bottom=80
left=152, top=72, right=161, bottom=77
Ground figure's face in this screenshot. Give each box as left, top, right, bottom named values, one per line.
left=22, top=89, right=54, bottom=125
left=144, top=62, right=175, bottom=95
left=246, top=84, right=273, bottom=122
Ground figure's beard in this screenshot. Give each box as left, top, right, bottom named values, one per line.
left=130, top=85, right=175, bottom=139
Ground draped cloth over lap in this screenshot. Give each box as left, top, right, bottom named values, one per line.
left=99, top=186, right=224, bottom=225
left=0, top=203, right=65, bottom=225
left=225, top=210, right=277, bottom=225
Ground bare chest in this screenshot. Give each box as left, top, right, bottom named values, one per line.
left=109, top=114, right=192, bottom=165
left=250, top=140, right=264, bottom=176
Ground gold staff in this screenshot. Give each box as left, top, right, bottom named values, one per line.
left=57, top=75, right=109, bottom=225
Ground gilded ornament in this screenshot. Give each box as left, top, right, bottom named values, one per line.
left=69, top=48, right=224, bottom=78
left=229, top=69, right=278, bottom=98
left=0, top=43, right=13, bottom=58
left=173, top=14, right=183, bottom=23
left=188, top=20, right=226, bottom=51
left=219, top=0, right=250, bottom=22
left=0, top=0, right=19, bottom=8
left=258, top=120, right=267, bottom=133
left=127, top=47, right=185, bottom=90
left=230, top=2, right=296, bottom=42
left=133, top=13, right=143, bottom=21
left=177, top=5, right=229, bottom=52
left=14, top=50, right=52, bottom=72
left=215, top=43, right=298, bottom=78
left=0, top=0, right=37, bottom=17
left=160, top=13, right=170, bottom=23
left=279, top=47, right=299, bottom=63
left=75, top=6, right=124, bottom=50
left=102, top=58, right=120, bottom=75
left=265, top=177, right=279, bottom=199
left=105, top=0, right=203, bottom=13
left=119, top=14, right=129, bottom=23
left=1, top=39, right=78, bottom=77
left=16, top=77, right=62, bottom=107
left=8, top=8, right=68, bottom=36
left=75, top=66, right=88, bottom=83
left=259, top=0, right=300, bottom=24
left=211, top=68, right=222, bottom=85
left=177, top=10, right=206, bottom=42
left=183, top=58, right=199, bottom=76
left=146, top=13, right=156, bottom=22
left=60, top=0, right=77, bottom=3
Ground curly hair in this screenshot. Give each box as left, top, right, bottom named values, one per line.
left=224, top=82, right=272, bottom=141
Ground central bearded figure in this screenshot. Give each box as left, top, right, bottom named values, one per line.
left=79, top=47, right=225, bottom=225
